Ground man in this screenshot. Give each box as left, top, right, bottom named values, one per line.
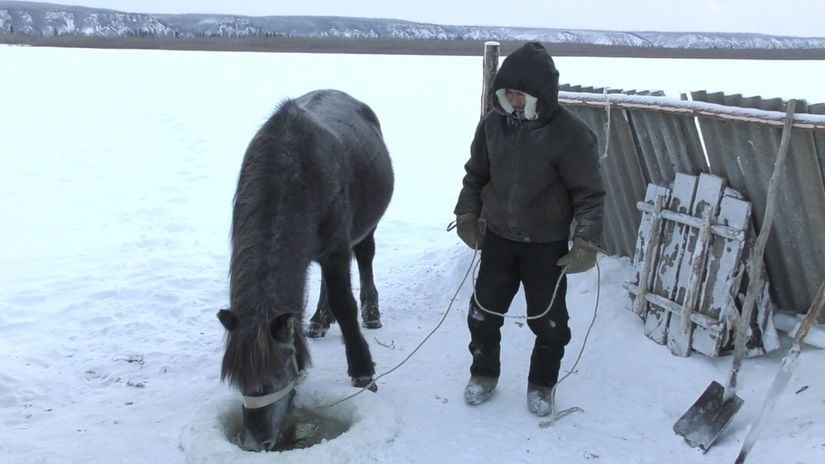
left=453, top=42, right=604, bottom=416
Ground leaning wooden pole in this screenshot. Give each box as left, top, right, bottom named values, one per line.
left=726, top=99, right=797, bottom=401
left=734, top=278, right=825, bottom=464
left=481, top=41, right=499, bottom=117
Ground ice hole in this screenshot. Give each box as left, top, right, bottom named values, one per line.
left=180, top=382, right=399, bottom=463
left=223, top=406, right=351, bottom=451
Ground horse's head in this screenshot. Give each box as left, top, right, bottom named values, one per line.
left=217, top=309, right=303, bottom=451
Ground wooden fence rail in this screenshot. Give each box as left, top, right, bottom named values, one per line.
left=558, top=91, right=825, bottom=131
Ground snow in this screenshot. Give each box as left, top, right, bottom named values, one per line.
left=1, top=45, right=824, bottom=464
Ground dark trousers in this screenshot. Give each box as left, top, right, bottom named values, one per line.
left=468, top=231, right=572, bottom=387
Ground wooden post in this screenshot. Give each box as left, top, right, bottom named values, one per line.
left=481, top=41, right=499, bottom=117
left=726, top=99, right=797, bottom=401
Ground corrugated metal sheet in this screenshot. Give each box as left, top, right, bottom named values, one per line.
left=559, top=85, right=646, bottom=258
left=558, top=85, right=710, bottom=260
left=691, top=92, right=825, bottom=317
left=624, top=92, right=709, bottom=184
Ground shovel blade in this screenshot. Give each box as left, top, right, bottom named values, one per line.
left=673, top=380, right=744, bottom=452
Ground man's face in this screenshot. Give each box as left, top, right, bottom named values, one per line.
left=504, top=89, right=526, bottom=112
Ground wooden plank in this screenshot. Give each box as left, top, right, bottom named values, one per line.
left=626, top=284, right=725, bottom=332
left=735, top=229, right=780, bottom=358
left=636, top=202, right=744, bottom=240
left=751, top=276, right=781, bottom=356
left=691, top=189, right=752, bottom=357
left=668, top=173, right=726, bottom=356
left=633, top=195, right=665, bottom=318
left=645, top=173, right=697, bottom=344
left=627, top=184, right=670, bottom=317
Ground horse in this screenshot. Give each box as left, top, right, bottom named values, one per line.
left=217, top=89, right=394, bottom=452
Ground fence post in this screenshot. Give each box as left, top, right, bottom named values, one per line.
left=481, top=41, right=500, bottom=117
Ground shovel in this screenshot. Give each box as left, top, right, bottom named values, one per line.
left=673, top=99, right=798, bottom=452
left=672, top=320, right=746, bottom=451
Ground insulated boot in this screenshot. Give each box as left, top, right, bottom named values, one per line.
left=527, top=382, right=555, bottom=417
left=464, top=376, right=498, bottom=405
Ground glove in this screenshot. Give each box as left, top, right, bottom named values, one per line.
left=557, top=237, right=599, bottom=273
left=455, top=212, right=484, bottom=250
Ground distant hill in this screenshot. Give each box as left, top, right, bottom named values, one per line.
left=2, top=0, right=825, bottom=52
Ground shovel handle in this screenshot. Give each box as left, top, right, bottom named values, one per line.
left=735, top=279, right=825, bottom=464
left=725, top=99, right=797, bottom=400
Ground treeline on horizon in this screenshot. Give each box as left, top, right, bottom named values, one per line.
left=2, top=35, right=825, bottom=59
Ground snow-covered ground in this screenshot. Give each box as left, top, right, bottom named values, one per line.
left=1, top=46, right=823, bottom=464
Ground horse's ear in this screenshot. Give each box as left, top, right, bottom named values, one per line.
left=217, top=309, right=239, bottom=331
left=271, top=314, right=294, bottom=343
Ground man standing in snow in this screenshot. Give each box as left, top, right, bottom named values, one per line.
left=453, top=41, right=604, bottom=416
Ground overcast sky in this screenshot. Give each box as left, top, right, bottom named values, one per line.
left=52, top=0, right=825, bottom=37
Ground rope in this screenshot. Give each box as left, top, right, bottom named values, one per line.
left=600, top=88, right=611, bottom=164
left=307, top=245, right=480, bottom=410
left=540, top=260, right=601, bottom=427
left=309, top=243, right=602, bottom=428
left=471, top=259, right=567, bottom=321
left=469, top=245, right=602, bottom=425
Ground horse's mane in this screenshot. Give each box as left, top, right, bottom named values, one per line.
left=222, top=99, right=315, bottom=391
left=228, top=98, right=314, bottom=311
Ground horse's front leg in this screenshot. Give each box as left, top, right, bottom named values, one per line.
left=306, top=276, right=334, bottom=338
left=354, top=230, right=381, bottom=329
left=320, top=249, right=377, bottom=391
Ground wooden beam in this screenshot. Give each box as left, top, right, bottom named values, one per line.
left=625, top=283, right=725, bottom=332
left=636, top=201, right=744, bottom=239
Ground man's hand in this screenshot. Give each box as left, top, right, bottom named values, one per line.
left=557, top=237, right=599, bottom=273
left=455, top=212, right=484, bottom=250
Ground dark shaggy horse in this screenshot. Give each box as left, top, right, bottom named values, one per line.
left=217, top=89, right=393, bottom=452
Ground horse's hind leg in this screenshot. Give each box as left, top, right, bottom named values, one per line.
left=354, top=230, right=382, bottom=329
left=320, top=250, right=377, bottom=391
left=306, top=276, right=334, bottom=338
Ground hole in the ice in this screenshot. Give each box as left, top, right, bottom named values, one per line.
left=223, top=407, right=351, bottom=452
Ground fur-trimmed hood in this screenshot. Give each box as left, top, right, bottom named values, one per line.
left=491, top=42, right=560, bottom=120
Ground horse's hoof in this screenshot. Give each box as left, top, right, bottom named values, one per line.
left=361, top=306, right=382, bottom=329
left=305, top=322, right=329, bottom=338
left=362, top=319, right=382, bottom=330
left=352, top=376, right=378, bottom=392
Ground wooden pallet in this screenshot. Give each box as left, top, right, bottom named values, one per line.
left=625, top=173, right=778, bottom=357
